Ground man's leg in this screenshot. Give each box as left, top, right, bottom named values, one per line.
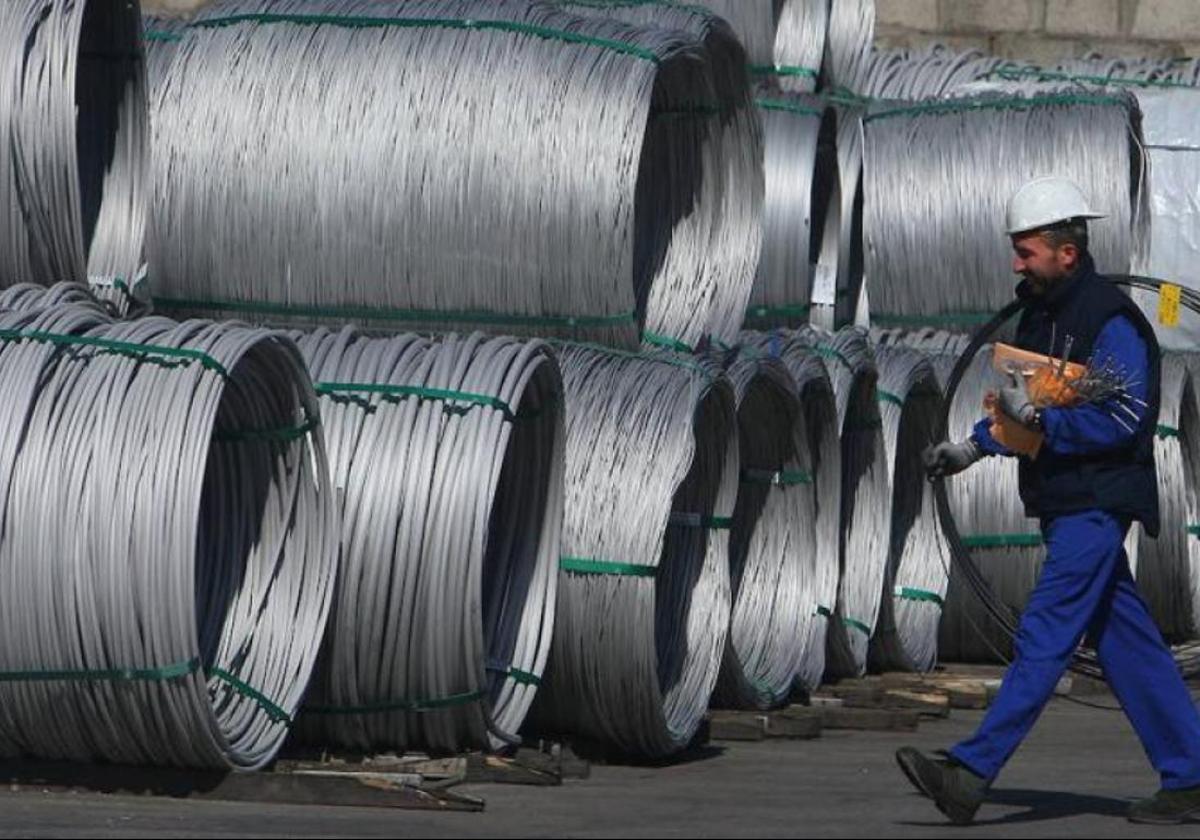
left=949, top=510, right=1124, bottom=781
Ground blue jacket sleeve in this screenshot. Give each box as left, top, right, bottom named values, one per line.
left=1037, top=315, right=1149, bottom=456
left=970, top=416, right=1014, bottom=457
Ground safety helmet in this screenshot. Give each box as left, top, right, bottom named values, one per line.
left=1005, top=176, right=1106, bottom=236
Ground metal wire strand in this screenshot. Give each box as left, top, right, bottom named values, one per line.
left=293, top=327, right=564, bottom=754
left=0, top=1, right=149, bottom=311
left=0, top=296, right=338, bottom=770
left=528, top=344, right=735, bottom=757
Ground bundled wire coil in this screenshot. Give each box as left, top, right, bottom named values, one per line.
left=823, top=0, right=874, bottom=95
left=529, top=344, right=735, bottom=757
left=1133, top=353, right=1200, bottom=643
left=147, top=0, right=735, bottom=351
left=867, top=345, right=949, bottom=673
left=863, top=45, right=1012, bottom=100
left=780, top=326, right=890, bottom=678
left=742, top=329, right=841, bottom=690
left=822, top=102, right=865, bottom=331
left=689, top=1, right=827, bottom=93
left=745, top=92, right=841, bottom=331
left=293, top=328, right=564, bottom=754
left=557, top=0, right=765, bottom=345
left=707, top=351, right=814, bottom=709
left=0, top=299, right=338, bottom=770
left=0, top=0, right=149, bottom=309
left=863, top=90, right=1148, bottom=332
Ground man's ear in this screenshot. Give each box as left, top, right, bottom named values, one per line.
left=1059, top=242, right=1079, bottom=270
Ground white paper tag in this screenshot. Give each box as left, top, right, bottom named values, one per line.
left=811, top=262, right=837, bottom=306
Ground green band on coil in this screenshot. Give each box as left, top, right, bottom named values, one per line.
left=641, top=331, right=695, bottom=353
left=843, top=617, right=872, bottom=636
left=1158, top=425, right=1180, bottom=439
left=815, top=605, right=833, bottom=618
left=0, top=657, right=201, bottom=684
left=744, top=303, right=812, bottom=320
left=152, top=295, right=638, bottom=331
left=144, top=30, right=183, bottom=42
left=895, top=586, right=944, bottom=608
left=215, top=414, right=320, bottom=443
left=755, top=98, right=823, bottom=118
left=962, top=533, right=1043, bottom=549
left=1188, top=525, right=1200, bottom=537
left=748, top=64, right=819, bottom=80
left=207, top=667, right=292, bottom=725
left=866, top=93, right=1129, bottom=123
left=985, top=65, right=1196, bottom=91
left=303, top=690, right=486, bottom=715
left=877, top=389, right=905, bottom=407
left=190, top=13, right=662, bottom=64
left=668, top=512, right=733, bottom=529
left=0, top=329, right=230, bottom=377
left=487, top=664, right=541, bottom=687
left=559, top=557, right=656, bottom=577
left=814, top=344, right=855, bottom=372
left=316, top=382, right=517, bottom=422
left=741, top=468, right=813, bottom=486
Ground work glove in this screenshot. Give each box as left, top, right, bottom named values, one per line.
left=998, top=370, right=1039, bottom=428
left=922, top=440, right=982, bottom=479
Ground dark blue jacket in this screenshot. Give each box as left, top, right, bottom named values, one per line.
left=1002, top=255, right=1161, bottom=535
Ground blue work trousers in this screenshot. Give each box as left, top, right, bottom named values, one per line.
left=950, top=509, right=1200, bottom=789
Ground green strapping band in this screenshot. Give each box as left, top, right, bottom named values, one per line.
left=208, top=667, right=291, bottom=724
left=144, top=30, right=183, bottom=42
left=642, top=331, right=695, bottom=353
left=0, top=657, right=200, bottom=684
left=559, top=556, right=656, bottom=577
left=877, top=389, right=905, bottom=407
left=303, top=690, right=486, bottom=715
left=668, top=512, right=733, bottom=529
left=985, top=65, right=1196, bottom=91
left=1188, top=525, right=1200, bottom=537
left=190, top=13, right=662, bottom=63
left=1158, top=424, right=1180, bottom=439
left=866, top=93, right=1128, bottom=123
left=815, top=344, right=855, bottom=372
left=815, top=605, right=833, bottom=618
left=756, top=98, right=823, bottom=118
left=745, top=303, right=812, bottom=320
left=153, top=296, right=638, bottom=331
left=505, top=669, right=541, bottom=687
left=749, top=64, right=818, bottom=79
left=705, top=516, right=734, bottom=530
left=215, top=414, right=320, bottom=443
left=843, top=617, right=872, bottom=636
left=962, top=533, right=1043, bottom=549
left=741, top=468, right=813, bottom=486
left=896, top=587, right=944, bottom=608
left=316, top=381, right=517, bottom=422
left=871, top=311, right=997, bottom=326
left=0, top=329, right=229, bottom=377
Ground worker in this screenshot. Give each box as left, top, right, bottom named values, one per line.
left=897, top=176, right=1200, bottom=825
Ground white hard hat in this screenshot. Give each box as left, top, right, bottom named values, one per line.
left=1005, top=176, right=1106, bottom=236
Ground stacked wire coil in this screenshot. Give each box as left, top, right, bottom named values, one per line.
left=0, top=295, right=338, bottom=770
left=529, top=345, right=735, bottom=757
left=294, top=328, right=564, bottom=754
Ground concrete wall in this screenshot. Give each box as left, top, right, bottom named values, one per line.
left=878, top=0, right=1200, bottom=62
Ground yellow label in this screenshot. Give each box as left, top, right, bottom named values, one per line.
left=1159, top=283, right=1182, bottom=328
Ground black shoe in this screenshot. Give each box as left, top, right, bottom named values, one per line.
left=895, top=747, right=988, bottom=825
left=1128, top=785, right=1200, bottom=824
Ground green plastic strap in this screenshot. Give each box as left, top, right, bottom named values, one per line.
left=0, top=657, right=200, bottom=684
left=1188, top=525, right=1200, bottom=537
left=866, top=93, right=1128, bottom=123
left=559, top=556, right=656, bottom=577
left=843, top=617, right=872, bottom=636
left=0, top=329, right=230, bottom=377
left=191, top=13, right=661, bottom=63
left=745, top=303, right=812, bottom=319
left=153, top=296, right=637, bottom=331
left=642, top=331, right=694, bottom=353
left=749, top=64, right=818, bottom=80
left=895, top=586, right=944, bottom=608
left=871, top=311, right=997, bottom=326
left=304, top=690, right=486, bottom=715
left=144, top=30, right=183, bottom=42
left=877, top=389, right=905, bottom=407
left=985, top=65, right=1196, bottom=91
left=316, top=382, right=517, bottom=422
left=756, top=98, right=823, bottom=118
left=741, top=468, right=813, bottom=486
left=815, top=605, right=833, bottom=618
left=962, top=533, right=1043, bottom=549
left=1158, top=424, right=1180, bottom=439
left=207, top=666, right=291, bottom=725
left=486, top=664, right=541, bottom=687
left=815, top=344, right=855, bottom=372
left=215, top=414, right=319, bottom=443
left=668, top=512, right=733, bottom=529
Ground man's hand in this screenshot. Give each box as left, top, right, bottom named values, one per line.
left=998, top=370, right=1038, bottom=428
left=923, top=440, right=983, bottom=478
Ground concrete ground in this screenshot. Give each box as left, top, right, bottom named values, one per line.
left=0, top=689, right=1197, bottom=838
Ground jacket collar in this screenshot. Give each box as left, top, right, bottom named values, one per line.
left=1014, top=253, right=1098, bottom=313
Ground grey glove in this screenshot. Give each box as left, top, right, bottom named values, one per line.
left=922, top=439, right=983, bottom=479
left=998, top=370, right=1038, bottom=428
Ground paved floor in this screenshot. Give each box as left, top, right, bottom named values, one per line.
left=0, top=690, right=1197, bottom=838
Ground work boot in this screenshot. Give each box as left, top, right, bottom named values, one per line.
left=895, top=747, right=989, bottom=825
left=1128, top=786, right=1200, bottom=824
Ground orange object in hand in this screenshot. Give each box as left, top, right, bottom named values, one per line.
left=985, top=343, right=1088, bottom=458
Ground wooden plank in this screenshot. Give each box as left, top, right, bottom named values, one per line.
left=882, top=689, right=951, bottom=718
left=818, top=706, right=920, bottom=732
left=707, top=712, right=766, bottom=742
